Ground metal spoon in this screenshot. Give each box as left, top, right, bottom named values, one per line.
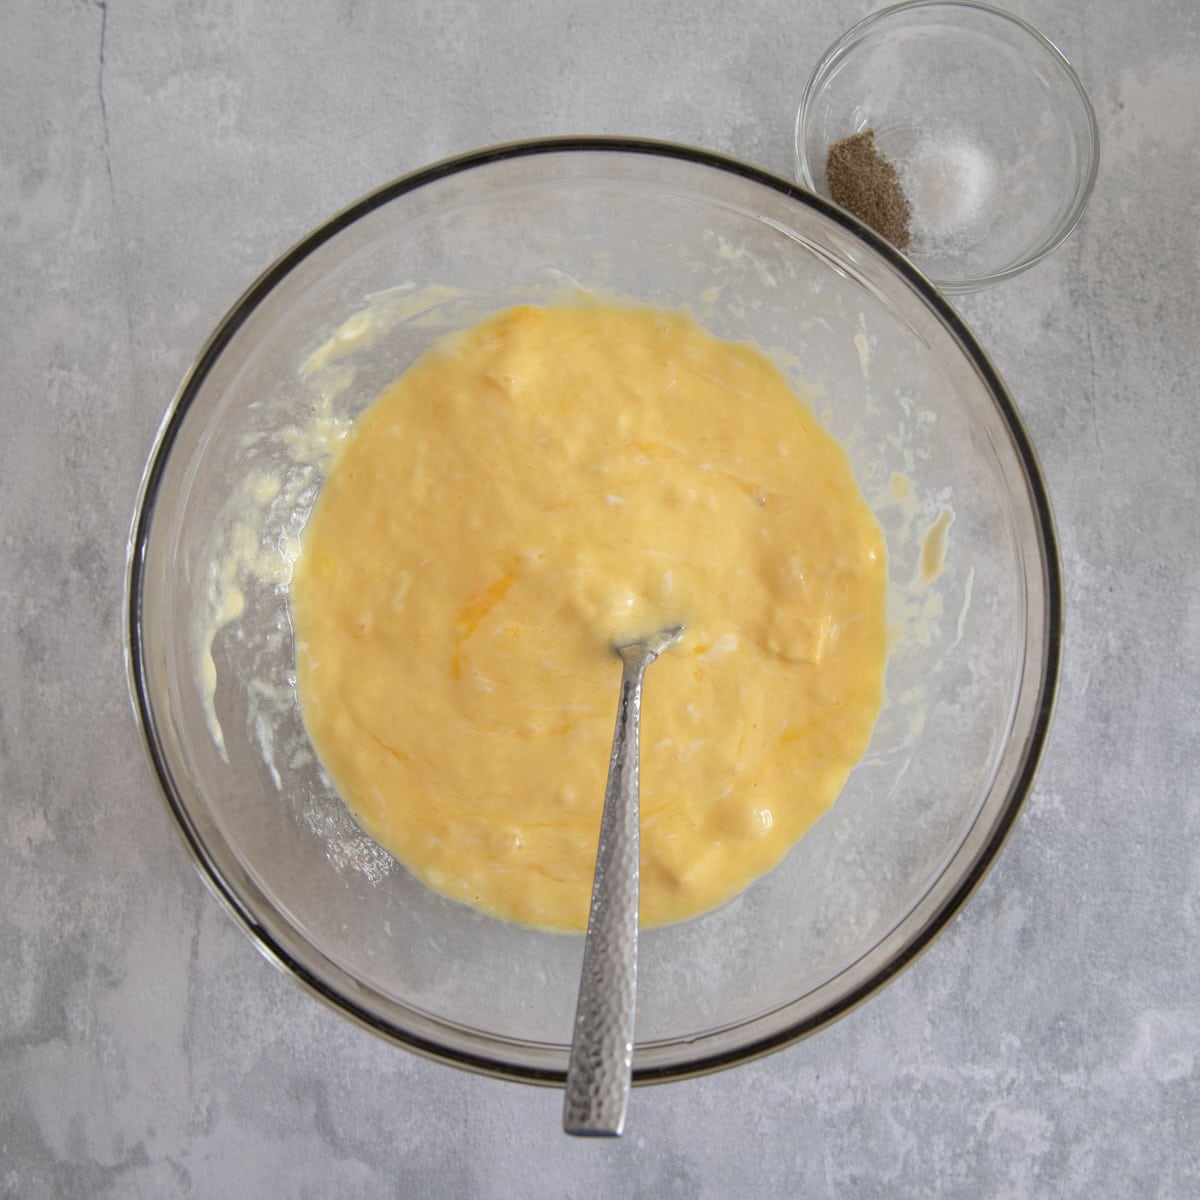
left=563, top=624, right=684, bottom=1137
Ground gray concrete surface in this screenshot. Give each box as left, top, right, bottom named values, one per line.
left=2, top=0, right=1197, bottom=1195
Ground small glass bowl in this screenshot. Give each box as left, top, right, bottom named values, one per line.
left=796, top=1, right=1100, bottom=292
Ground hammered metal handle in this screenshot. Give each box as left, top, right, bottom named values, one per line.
left=562, top=642, right=656, bottom=1137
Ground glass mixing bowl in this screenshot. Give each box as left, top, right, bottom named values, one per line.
left=126, top=138, right=1060, bottom=1084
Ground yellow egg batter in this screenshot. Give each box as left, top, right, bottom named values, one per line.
left=290, top=302, right=887, bottom=931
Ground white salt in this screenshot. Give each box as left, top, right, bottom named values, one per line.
left=899, top=136, right=998, bottom=250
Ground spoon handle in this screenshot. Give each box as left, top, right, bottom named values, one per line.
left=563, top=650, right=648, bottom=1137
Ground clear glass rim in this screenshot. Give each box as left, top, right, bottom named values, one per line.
left=794, top=0, right=1102, bottom=293
left=124, top=135, right=1063, bottom=1085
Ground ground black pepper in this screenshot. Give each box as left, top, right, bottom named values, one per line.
left=825, top=129, right=912, bottom=252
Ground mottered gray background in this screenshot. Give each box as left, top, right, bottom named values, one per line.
left=2, top=0, right=1197, bottom=1195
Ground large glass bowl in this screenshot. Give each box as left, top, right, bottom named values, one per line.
left=126, top=138, right=1060, bottom=1084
